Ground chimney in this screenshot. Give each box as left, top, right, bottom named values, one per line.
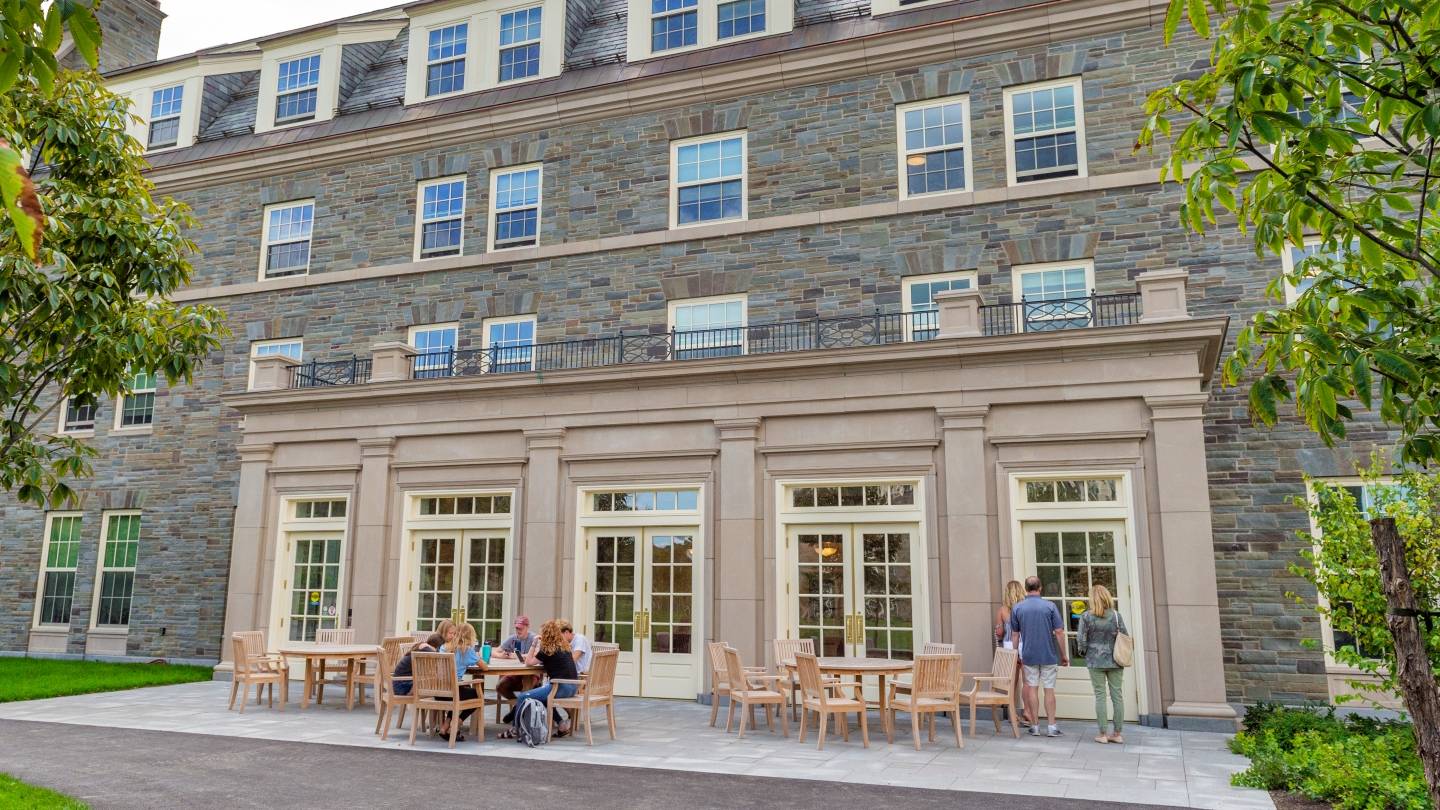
left=61, top=0, right=166, bottom=74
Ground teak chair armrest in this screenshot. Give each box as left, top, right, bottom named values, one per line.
left=958, top=671, right=996, bottom=679
left=969, top=675, right=1012, bottom=683
left=547, top=678, right=586, bottom=686
left=821, top=681, right=865, bottom=698
left=744, top=674, right=787, bottom=684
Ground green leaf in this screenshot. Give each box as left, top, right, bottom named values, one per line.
left=64, top=6, right=102, bottom=69
left=41, top=4, right=64, bottom=52
left=1373, top=350, right=1420, bottom=386
left=1187, top=0, right=1211, bottom=37
left=1164, top=0, right=1185, bottom=42
left=0, top=140, right=43, bottom=260
left=1250, top=375, right=1279, bottom=425
left=0, top=45, right=21, bottom=94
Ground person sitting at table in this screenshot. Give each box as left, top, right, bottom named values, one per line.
left=500, top=619, right=578, bottom=739
left=564, top=623, right=592, bottom=675
left=391, top=632, right=443, bottom=697
left=437, top=623, right=481, bottom=740
left=495, top=615, right=539, bottom=723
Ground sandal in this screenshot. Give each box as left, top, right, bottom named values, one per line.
left=498, top=728, right=518, bottom=739
left=1093, top=735, right=1110, bottom=744
left=555, top=724, right=571, bottom=738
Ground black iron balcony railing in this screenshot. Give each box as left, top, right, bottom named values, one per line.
left=288, top=293, right=1141, bottom=389
left=289, top=356, right=372, bottom=388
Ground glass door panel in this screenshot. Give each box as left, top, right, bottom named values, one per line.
left=640, top=530, right=701, bottom=698
left=592, top=533, right=640, bottom=696
left=287, top=534, right=342, bottom=641
left=464, top=534, right=507, bottom=645
left=796, top=530, right=849, bottom=657
left=415, top=535, right=457, bottom=632
left=789, top=524, right=922, bottom=661
left=413, top=532, right=510, bottom=643
left=860, top=530, right=915, bottom=660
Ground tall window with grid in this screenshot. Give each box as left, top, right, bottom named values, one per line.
left=117, top=370, right=156, bottom=429
left=484, top=316, right=536, bottom=372
left=61, top=396, right=96, bottom=433
left=274, top=54, right=321, bottom=123
left=147, top=84, right=183, bottom=149
left=37, top=515, right=82, bottom=626
left=95, top=513, right=141, bottom=627
left=262, top=201, right=314, bottom=278
left=410, top=323, right=458, bottom=378
left=651, top=0, right=698, bottom=51
left=903, top=272, right=975, bottom=340
left=490, top=166, right=540, bottom=249
left=717, top=0, right=764, bottom=38
left=1015, top=263, right=1092, bottom=330
left=426, top=23, right=468, bottom=96
left=286, top=536, right=342, bottom=641
left=1006, top=78, right=1084, bottom=183
left=672, top=133, right=744, bottom=226
left=671, top=296, right=745, bottom=358
left=898, top=96, right=969, bottom=197
left=499, top=8, right=542, bottom=82
left=417, top=178, right=466, bottom=258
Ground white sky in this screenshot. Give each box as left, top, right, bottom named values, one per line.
left=156, top=0, right=397, bottom=58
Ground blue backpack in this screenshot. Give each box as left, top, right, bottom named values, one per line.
left=516, top=697, right=549, bottom=747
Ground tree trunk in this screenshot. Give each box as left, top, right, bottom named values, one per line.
left=1371, top=517, right=1440, bottom=810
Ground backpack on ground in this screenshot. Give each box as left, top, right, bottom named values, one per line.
left=516, top=697, right=549, bottom=747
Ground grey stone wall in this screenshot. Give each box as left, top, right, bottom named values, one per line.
left=0, top=19, right=1395, bottom=702
left=83, top=0, right=164, bottom=74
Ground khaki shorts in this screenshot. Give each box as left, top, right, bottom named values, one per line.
left=1023, top=664, right=1058, bottom=689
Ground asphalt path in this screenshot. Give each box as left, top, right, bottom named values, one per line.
left=0, top=719, right=1177, bottom=809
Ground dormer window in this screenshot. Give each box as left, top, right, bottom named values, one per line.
left=498, top=8, right=542, bottom=82
left=147, top=84, right=183, bottom=149
left=426, top=23, right=468, bottom=96
left=652, top=0, right=698, bottom=52
left=717, top=0, right=763, bottom=39
left=275, top=54, right=321, bottom=124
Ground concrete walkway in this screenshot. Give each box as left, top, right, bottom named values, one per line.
left=0, top=681, right=1270, bottom=809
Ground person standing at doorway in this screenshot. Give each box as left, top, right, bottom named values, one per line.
left=1077, top=584, right=1126, bottom=744
left=1010, top=575, right=1069, bottom=737
left=496, top=615, right=539, bottom=723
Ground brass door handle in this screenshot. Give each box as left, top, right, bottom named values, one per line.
left=633, top=611, right=651, bottom=639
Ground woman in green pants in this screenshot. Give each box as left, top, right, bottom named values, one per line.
left=1076, top=584, right=1126, bottom=744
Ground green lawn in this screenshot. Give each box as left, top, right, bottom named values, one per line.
left=0, top=657, right=212, bottom=703
left=0, top=773, right=87, bottom=809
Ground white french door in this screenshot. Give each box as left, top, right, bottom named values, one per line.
left=788, top=523, right=921, bottom=660
left=586, top=527, right=700, bottom=698
left=1019, top=520, right=1138, bottom=720
left=412, top=530, right=510, bottom=646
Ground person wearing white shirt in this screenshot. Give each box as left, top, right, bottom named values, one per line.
left=563, top=623, right=592, bottom=674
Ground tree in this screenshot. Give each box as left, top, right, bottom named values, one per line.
left=1, top=18, right=226, bottom=506
left=1139, top=0, right=1440, bottom=802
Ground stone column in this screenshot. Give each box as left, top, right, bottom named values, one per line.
left=714, top=418, right=762, bottom=662
left=1145, top=393, right=1238, bottom=729
left=936, top=406, right=994, bottom=671
left=521, top=428, right=566, bottom=621
left=935, top=289, right=985, bottom=338
left=249, top=355, right=298, bottom=391
left=350, top=437, right=395, bottom=642
left=1137, top=269, right=1191, bottom=324
left=219, top=442, right=275, bottom=668
left=369, top=342, right=418, bottom=383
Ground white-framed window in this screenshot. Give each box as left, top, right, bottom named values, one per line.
left=417, top=493, right=514, bottom=516
left=628, top=0, right=785, bottom=59
left=293, top=498, right=348, bottom=520
left=499, top=8, right=543, bottom=83
left=588, top=488, right=700, bottom=513
left=58, top=395, right=97, bottom=434
left=147, top=84, right=184, bottom=150
left=1021, top=476, right=1121, bottom=505
left=488, top=164, right=541, bottom=250
left=409, top=322, right=458, bottom=379
left=716, top=0, right=764, bottom=39
left=274, top=54, right=321, bottom=124
left=787, top=482, right=916, bottom=509
left=902, top=271, right=977, bottom=340
left=896, top=95, right=971, bottom=199
left=669, top=294, right=746, bottom=359
left=670, top=131, right=746, bottom=228
left=1003, top=77, right=1086, bottom=185
left=115, top=370, right=156, bottom=431
left=1280, top=238, right=1348, bottom=305
left=260, top=200, right=315, bottom=279
left=249, top=338, right=303, bottom=389
left=425, top=22, right=468, bottom=97
left=483, top=314, right=537, bottom=373
left=92, top=511, right=141, bottom=628
left=34, top=513, right=83, bottom=627
left=1010, top=260, right=1095, bottom=331
left=416, top=176, right=467, bottom=259
left=651, top=0, right=699, bottom=51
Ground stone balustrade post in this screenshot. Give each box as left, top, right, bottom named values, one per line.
left=369, top=342, right=418, bottom=383
left=934, top=289, right=985, bottom=338
left=1137, top=269, right=1191, bottom=323
left=249, top=355, right=299, bottom=392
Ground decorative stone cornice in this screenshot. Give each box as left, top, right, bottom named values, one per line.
left=936, top=405, right=989, bottom=430
left=524, top=427, right=567, bottom=450
left=357, top=436, right=397, bottom=457
left=715, top=417, right=762, bottom=441
left=236, top=442, right=276, bottom=462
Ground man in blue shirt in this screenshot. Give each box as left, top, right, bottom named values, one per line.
left=1009, top=575, right=1070, bottom=737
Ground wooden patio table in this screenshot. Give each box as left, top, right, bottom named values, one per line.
left=277, top=642, right=382, bottom=711
left=783, top=656, right=914, bottom=740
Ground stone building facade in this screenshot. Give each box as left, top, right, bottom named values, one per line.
left=0, top=0, right=1396, bottom=717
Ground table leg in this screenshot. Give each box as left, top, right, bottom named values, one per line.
left=317, top=659, right=326, bottom=705
left=345, top=658, right=356, bottom=710
left=877, top=674, right=889, bottom=741
left=301, top=658, right=313, bottom=709
left=373, top=655, right=382, bottom=715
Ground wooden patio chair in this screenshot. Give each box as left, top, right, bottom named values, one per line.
left=591, top=641, right=619, bottom=653
left=707, top=641, right=768, bottom=727
left=961, top=647, right=1020, bottom=738
left=893, top=642, right=955, bottom=692
left=794, top=652, right=868, bottom=750
left=234, top=629, right=289, bottom=678
left=723, top=647, right=788, bottom=739
left=547, top=648, right=620, bottom=745
left=229, top=634, right=288, bottom=712
left=772, top=637, right=817, bottom=720
left=375, top=638, right=419, bottom=738
left=314, top=627, right=364, bottom=706
left=887, top=653, right=963, bottom=750
left=410, top=631, right=432, bottom=643
left=409, top=651, right=489, bottom=748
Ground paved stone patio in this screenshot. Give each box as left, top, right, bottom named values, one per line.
left=0, top=681, right=1270, bottom=809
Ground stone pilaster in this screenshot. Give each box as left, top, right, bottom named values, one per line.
left=219, top=442, right=275, bottom=668
left=351, top=437, right=395, bottom=642
left=714, top=418, right=762, bottom=662
left=521, top=428, right=566, bottom=621
left=937, top=405, right=994, bottom=670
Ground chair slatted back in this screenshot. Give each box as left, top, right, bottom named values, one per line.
left=773, top=637, right=814, bottom=670
left=586, top=649, right=619, bottom=698
left=989, top=648, right=1019, bottom=696
left=723, top=647, right=758, bottom=693
left=921, top=642, right=955, bottom=655
left=707, top=642, right=732, bottom=688
left=412, top=651, right=459, bottom=701
left=592, top=641, right=619, bottom=652
left=410, top=631, right=431, bottom=643
left=794, top=652, right=828, bottom=705
left=231, top=635, right=256, bottom=676
left=381, top=635, right=412, bottom=668
left=912, top=654, right=962, bottom=700
left=316, top=628, right=355, bottom=644
left=235, top=630, right=267, bottom=661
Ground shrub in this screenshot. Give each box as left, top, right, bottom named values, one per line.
left=1230, top=705, right=1432, bottom=810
